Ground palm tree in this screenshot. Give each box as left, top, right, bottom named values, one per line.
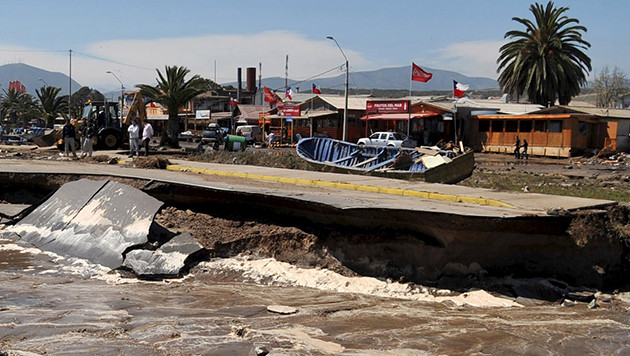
left=36, top=86, right=68, bottom=128
left=1, top=88, right=39, bottom=128
left=137, top=65, right=209, bottom=147
left=497, top=1, right=591, bottom=106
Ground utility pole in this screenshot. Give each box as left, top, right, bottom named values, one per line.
left=68, top=49, right=72, bottom=119
left=326, top=36, right=349, bottom=141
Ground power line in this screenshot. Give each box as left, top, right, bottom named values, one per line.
left=72, top=51, right=154, bottom=71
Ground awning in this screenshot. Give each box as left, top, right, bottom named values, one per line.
left=360, top=112, right=438, bottom=121
left=264, top=110, right=337, bottom=120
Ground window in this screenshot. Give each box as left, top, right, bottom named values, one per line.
left=478, top=120, right=490, bottom=132
left=491, top=120, right=504, bottom=132
left=505, top=120, right=518, bottom=132
left=520, top=120, right=533, bottom=133
left=534, top=120, right=547, bottom=132
left=578, top=122, right=589, bottom=135
left=549, top=120, right=562, bottom=133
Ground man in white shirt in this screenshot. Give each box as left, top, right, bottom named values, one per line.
left=141, top=120, right=154, bottom=156
left=127, top=119, right=140, bottom=157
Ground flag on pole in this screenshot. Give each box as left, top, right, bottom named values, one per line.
left=264, top=87, right=281, bottom=103
left=285, top=87, right=293, bottom=100
left=312, top=83, right=321, bottom=94
left=229, top=97, right=238, bottom=106
left=411, top=63, right=433, bottom=82
left=453, top=80, right=469, bottom=98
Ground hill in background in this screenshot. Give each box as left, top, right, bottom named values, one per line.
left=1, top=63, right=499, bottom=97
left=232, top=65, right=499, bottom=92
left=0, top=63, right=81, bottom=96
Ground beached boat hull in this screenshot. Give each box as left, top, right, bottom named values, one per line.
left=296, top=137, right=474, bottom=184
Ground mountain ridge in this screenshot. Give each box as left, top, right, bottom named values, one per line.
left=0, top=63, right=499, bottom=95
left=0, top=63, right=81, bottom=96
left=227, top=65, right=499, bottom=92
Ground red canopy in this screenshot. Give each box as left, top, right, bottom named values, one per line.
left=360, top=112, right=438, bottom=121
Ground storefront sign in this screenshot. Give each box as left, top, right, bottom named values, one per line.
left=280, top=105, right=301, bottom=117
left=366, top=100, right=409, bottom=114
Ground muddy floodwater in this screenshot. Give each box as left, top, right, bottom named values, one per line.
left=1, top=236, right=630, bottom=355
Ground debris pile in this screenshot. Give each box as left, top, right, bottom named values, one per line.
left=1, top=179, right=202, bottom=278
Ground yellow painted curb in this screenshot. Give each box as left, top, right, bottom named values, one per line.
left=165, top=164, right=515, bottom=209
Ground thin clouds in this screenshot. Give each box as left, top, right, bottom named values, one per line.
left=84, top=31, right=370, bottom=89
left=426, top=40, right=506, bottom=80
left=0, top=33, right=502, bottom=92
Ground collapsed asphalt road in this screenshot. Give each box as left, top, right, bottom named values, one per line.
left=1, top=179, right=204, bottom=278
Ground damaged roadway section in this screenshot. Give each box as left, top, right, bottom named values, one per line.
left=1, top=178, right=203, bottom=277
left=0, top=158, right=627, bottom=289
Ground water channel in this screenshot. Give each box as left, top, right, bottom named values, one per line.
left=1, top=235, right=630, bottom=355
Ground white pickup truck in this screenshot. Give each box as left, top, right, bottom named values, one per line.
left=357, top=132, right=416, bottom=148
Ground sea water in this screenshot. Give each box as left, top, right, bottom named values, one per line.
left=1, top=237, right=629, bottom=355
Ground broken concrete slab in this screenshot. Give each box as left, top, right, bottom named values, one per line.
left=0, top=203, right=31, bottom=224
left=123, top=232, right=203, bottom=277
left=267, top=305, right=298, bottom=315
left=6, top=179, right=163, bottom=269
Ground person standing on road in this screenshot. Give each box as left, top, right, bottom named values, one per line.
left=514, top=136, right=521, bottom=159
left=81, top=120, right=95, bottom=157
left=141, top=120, right=154, bottom=156
left=521, top=139, right=529, bottom=160
left=62, top=119, right=78, bottom=158
left=127, top=119, right=140, bottom=157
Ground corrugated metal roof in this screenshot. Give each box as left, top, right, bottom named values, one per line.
left=548, top=106, right=630, bottom=119
left=316, top=95, right=370, bottom=111
left=454, top=98, right=543, bottom=115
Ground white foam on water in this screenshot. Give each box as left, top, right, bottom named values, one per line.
left=199, top=255, right=523, bottom=308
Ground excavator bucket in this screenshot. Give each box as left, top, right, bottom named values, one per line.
left=31, top=130, right=60, bottom=147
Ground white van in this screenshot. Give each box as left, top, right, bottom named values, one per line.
left=235, top=125, right=263, bottom=143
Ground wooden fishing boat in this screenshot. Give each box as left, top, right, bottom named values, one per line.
left=296, top=137, right=474, bottom=184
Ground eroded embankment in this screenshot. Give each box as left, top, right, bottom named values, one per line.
left=1, top=172, right=630, bottom=294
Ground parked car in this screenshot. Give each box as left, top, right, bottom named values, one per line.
left=357, top=132, right=416, bottom=148
left=197, top=123, right=227, bottom=151
left=0, top=135, right=29, bottom=145
left=235, top=125, right=263, bottom=143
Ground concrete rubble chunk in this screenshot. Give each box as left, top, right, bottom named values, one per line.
left=6, top=178, right=163, bottom=269
left=123, top=232, right=203, bottom=277
left=267, top=305, right=298, bottom=315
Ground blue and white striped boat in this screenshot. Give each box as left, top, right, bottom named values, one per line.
left=296, top=137, right=474, bottom=184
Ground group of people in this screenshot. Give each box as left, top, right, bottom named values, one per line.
left=127, top=118, right=154, bottom=157
left=514, top=136, right=529, bottom=159
left=61, top=118, right=154, bottom=158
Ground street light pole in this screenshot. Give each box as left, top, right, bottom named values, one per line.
left=327, top=36, right=349, bottom=142
left=38, top=78, right=49, bottom=87
left=106, top=71, right=125, bottom=124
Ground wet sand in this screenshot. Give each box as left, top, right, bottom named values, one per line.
left=2, top=237, right=630, bottom=355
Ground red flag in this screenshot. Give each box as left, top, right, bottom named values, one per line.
left=312, top=83, right=321, bottom=94
left=453, top=80, right=469, bottom=98
left=411, top=63, right=433, bottom=82
left=229, top=97, right=238, bottom=106
left=264, top=87, right=280, bottom=103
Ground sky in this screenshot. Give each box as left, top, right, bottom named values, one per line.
left=0, top=0, right=626, bottom=96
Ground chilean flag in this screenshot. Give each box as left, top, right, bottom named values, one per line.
left=453, top=80, right=469, bottom=98
left=312, top=83, right=321, bottom=94
left=411, top=62, right=433, bottom=82
left=285, top=87, right=293, bottom=100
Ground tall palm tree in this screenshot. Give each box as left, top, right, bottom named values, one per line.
left=1, top=88, right=38, bottom=128
left=137, top=65, right=209, bottom=147
left=36, top=86, right=68, bottom=128
left=497, top=1, right=591, bottom=106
